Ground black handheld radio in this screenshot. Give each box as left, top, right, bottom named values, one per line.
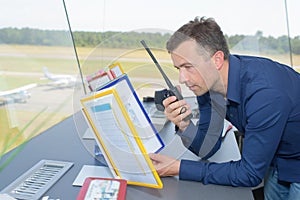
left=140, top=40, right=193, bottom=121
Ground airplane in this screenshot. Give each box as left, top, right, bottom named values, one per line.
left=0, top=83, right=37, bottom=105
left=42, top=66, right=78, bottom=88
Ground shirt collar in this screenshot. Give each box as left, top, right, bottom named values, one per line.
left=227, top=55, right=241, bottom=105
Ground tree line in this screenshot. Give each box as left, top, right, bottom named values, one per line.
left=1, top=27, right=300, bottom=54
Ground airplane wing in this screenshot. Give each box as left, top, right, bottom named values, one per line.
left=0, top=83, right=37, bottom=96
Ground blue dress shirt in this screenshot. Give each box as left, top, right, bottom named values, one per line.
left=179, top=55, right=300, bottom=187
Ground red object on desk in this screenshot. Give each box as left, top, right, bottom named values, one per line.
left=76, top=177, right=127, bottom=200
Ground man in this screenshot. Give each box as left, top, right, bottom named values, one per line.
left=149, top=17, right=300, bottom=200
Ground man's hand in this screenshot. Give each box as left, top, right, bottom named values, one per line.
left=149, top=153, right=180, bottom=177
left=163, top=96, right=191, bottom=131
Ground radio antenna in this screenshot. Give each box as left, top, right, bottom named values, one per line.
left=140, top=40, right=174, bottom=89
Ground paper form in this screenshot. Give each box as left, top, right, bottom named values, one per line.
left=81, top=88, right=162, bottom=188
left=89, top=100, right=139, bottom=153
left=114, top=77, right=163, bottom=153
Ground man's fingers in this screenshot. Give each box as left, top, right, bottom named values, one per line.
left=149, top=154, right=163, bottom=167
left=149, top=153, right=170, bottom=166
left=149, top=154, right=180, bottom=177
left=164, top=99, right=187, bottom=113
left=162, top=96, right=177, bottom=108
left=180, top=106, right=187, bottom=114
left=149, top=153, right=160, bottom=162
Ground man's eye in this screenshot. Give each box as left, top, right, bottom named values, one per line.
left=184, top=65, right=193, bottom=69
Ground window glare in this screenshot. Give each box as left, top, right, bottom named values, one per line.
left=0, top=0, right=299, bottom=154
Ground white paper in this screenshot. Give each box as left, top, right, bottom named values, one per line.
left=115, top=77, right=163, bottom=153
left=83, top=92, right=158, bottom=185
left=0, top=194, right=17, bottom=200
left=72, top=165, right=113, bottom=186
left=82, top=128, right=94, bottom=139
left=80, top=76, right=163, bottom=187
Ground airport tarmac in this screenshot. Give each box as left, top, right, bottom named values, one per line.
left=1, top=72, right=194, bottom=145
left=8, top=85, right=75, bottom=114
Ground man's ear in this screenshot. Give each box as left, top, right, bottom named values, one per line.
left=213, top=51, right=225, bottom=70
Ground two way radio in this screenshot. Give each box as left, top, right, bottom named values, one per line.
left=140, top=40, right=193, bottom=121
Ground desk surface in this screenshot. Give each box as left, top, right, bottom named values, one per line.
left=0, top=111, right=254, bottom=200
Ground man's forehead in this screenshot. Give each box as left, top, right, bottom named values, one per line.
left=173, top=40, right=197, bottom=53
left=170, top=51, right=189, bottom=66
left=170, top=40, right=194, bottom=59
left=171, top=40, right=208, bottom=64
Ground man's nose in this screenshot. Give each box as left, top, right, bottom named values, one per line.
left=179, top=69, right=187, bottom=84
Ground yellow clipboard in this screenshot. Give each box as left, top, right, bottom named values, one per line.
left=108, top=62, right=125, bottom=79
left=80, top=88, right=163, bottom=189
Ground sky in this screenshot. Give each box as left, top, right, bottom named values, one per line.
left=0, top=0, right=299, bottom=37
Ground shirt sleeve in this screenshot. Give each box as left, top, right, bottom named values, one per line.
left=176, top=92, right=225, bottom=159
left=179, top=89, right=291, bottom=187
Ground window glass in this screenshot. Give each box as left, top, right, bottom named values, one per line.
left=0, top=0, right=80, bottom=153
left=1, top=0, right=299, bottom=155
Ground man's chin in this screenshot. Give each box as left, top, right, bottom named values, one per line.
left=187, top=86, right=207, bottom=96
left=192, top=89, right=206, bottom=96
left=191, top=90, right=201, bottom=96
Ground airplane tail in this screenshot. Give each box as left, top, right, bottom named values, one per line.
left=43, top=67, right=52, bottom=79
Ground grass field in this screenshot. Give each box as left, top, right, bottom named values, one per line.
left=0, top=44, right=176, bottom=90
left=1, top=44, right=299, bottom=90
left=0, top=44, right=178, bottom=155
left=1, top=44, right=300, bottom=155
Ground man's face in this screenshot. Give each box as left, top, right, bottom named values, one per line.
left=170, top=40, right=219, bottom=96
